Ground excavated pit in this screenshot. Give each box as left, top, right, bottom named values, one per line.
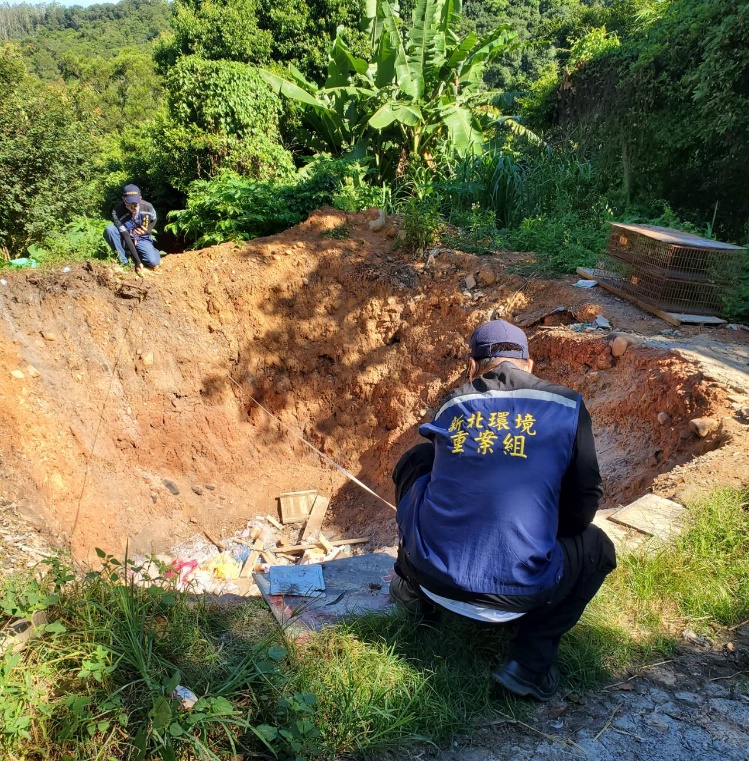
left=0, top=209, right=744, bottom=564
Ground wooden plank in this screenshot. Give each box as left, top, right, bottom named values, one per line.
left=300, top=495, right=330, bottom=542
left=576, top=268, right=681, bottom=326
left=279, top=490, right=317, bottom=524
left=318, top=532, right=334, bottom=553
left=240, top=538, right=264, bottom=578
left=265, top=514, right=283, bottom=530
left=609, top=494, right=688, bottom=541
left=275, top=537, right=369, bottom=554
left=665, top=313, right=726, bottom=326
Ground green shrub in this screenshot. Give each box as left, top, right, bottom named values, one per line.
left=502, top=211, right=609, bottom=273
left=398, top=195, right=445, bottom=256
left=0, top=46, right=97, bottom=258
left=26, top=217, right=110, bottom=266
left=167, top=157, right=382, bottom=246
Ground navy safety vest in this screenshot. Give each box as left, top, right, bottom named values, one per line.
left=397, top=363, right=582, bottom=597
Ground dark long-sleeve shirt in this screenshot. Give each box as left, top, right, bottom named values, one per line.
left=111, top=200, right=157, bottom=241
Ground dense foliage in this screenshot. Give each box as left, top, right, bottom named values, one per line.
left=0, top=45, right=97, bottom=256
left=0, top=0, right=746, bottom=316
left=263, top=0, right=520, bottom=179
left=529, top=0, right=749, bottom=239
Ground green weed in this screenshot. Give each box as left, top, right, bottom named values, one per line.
left=25, top=216, right=110, bottom=267
left=322, top=223, right=351, bottom=240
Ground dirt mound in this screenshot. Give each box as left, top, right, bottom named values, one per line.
left=0, top=209, right=747, bottom=564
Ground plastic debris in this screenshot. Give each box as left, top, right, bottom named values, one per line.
left=172, top=685, right=199, bottom=710
left=62, top=266, right=71, bottom=273
left=202, top=552, right=241, bottom=580
left=572, top=279, right=598, bottom=288
left=0, top=279, right=7, bottom=286
left=9, top=258, right=37, bottom=269
left=594, top=315, right=612, bottom=329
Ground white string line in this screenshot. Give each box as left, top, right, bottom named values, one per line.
left=71, top=294, right=142, bottom=539
left=228, top=375, right=397, bottom=512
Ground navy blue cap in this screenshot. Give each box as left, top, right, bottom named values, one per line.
left=123, top=184, right=141, bottom=205
left=469, top=319, right=529, bottom=360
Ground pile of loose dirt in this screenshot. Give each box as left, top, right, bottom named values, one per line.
left=0, top=208, right=747, bottom=566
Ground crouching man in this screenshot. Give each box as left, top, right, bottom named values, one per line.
left=391, top=319, right=616, bottom=701
left=104, top=184, right=161, bottom=275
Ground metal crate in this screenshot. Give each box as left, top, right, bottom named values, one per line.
left=596, top=256, right=726, bottom=314
left=599, top=223, right=745, bottom=315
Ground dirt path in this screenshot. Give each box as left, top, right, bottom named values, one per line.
left=430, top=630, right=749, bottom=761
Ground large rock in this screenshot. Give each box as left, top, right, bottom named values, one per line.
left=611, top=336, right=629, bottom=358
left=689, top=417, right=719, bottom=438
left=476, top=269, right=496, bottom=287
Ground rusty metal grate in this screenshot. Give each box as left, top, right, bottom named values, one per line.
left=597, top=223, right=745, bottom=315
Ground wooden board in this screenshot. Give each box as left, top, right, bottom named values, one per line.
left=275, top=537, right=369, bottom=554
left=576, top=268, right=727, bottom=326
left=609, top=494, right=687, bottom=540
left=300, top=495, right=330, bottom=542
left=240, top=538, right=264, bottom=578
left=279, top=490, right=317, bottom=524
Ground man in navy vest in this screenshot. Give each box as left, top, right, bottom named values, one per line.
left=392, top=319, right=616, bottom=701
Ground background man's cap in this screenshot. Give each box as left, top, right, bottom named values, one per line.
left=122, top=185, right=141, bottom=204
left=469, top=319, right=529, bottom=360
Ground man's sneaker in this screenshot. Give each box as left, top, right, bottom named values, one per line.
left=492, top=659, right=560, bottom=702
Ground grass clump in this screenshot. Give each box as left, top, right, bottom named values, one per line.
left=560, top=487, right=749, bottom=687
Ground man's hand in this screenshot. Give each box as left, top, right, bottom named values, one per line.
left=133, top=225, right=148, bottom=236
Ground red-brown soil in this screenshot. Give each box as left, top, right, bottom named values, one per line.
left=1, top=209, right=747, bottom=566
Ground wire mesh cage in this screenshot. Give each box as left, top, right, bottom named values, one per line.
left=597, top=223, right=745, bottom=315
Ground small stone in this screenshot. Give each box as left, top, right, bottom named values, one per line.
left=386, top=226, right=398, bottom=239
left=331, top=298, right=343, bottom=311
left=204, top=483, right=216, bottom=491
left=189, top=516, right=198, bottom=523
left=25, top=365, right=40, bottom=378
left=476, top=269, right=496, bottom=287
left=142, top=353, right=154, bottom=367
left=611, top=336, right=629, bottom=357
left=689, top=417, right=718, bottom=438
left=10, top=369, right=25, bottom=379
left=41, top=332, right=56, bottom=342
left=396, top=230, right=407, bottom=240
left=162, top=479, right=180, bottom=495
left=151, top=492, right=158, bottom=503
left=464, top=274, right=477, bottom=290
left=657, top=412, right=671, bottom=426
left=192, top=485, right=205, bottom=496
left=219, top=494, right=226, bottom=500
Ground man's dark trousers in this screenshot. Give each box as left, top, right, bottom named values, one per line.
left=393, top=443, right=617, bottom=673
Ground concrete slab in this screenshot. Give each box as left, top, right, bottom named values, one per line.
left=609, top=494, right=688, bottom=540
left=593, top=510, right=648, bottom=551
left=254, top=551, right=396, bottom=633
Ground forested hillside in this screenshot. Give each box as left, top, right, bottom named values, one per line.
left=0, top=0, right=747, bottom=313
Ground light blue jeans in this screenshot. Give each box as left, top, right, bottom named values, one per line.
left=104, top=225, right=161, bottom=267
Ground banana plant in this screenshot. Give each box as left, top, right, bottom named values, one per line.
left=260, top=0, right=519, bottom=179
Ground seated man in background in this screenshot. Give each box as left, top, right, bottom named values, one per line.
left=391, top=319, right=616, bottom=701
left=104, top=184, right=161, bottom=275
